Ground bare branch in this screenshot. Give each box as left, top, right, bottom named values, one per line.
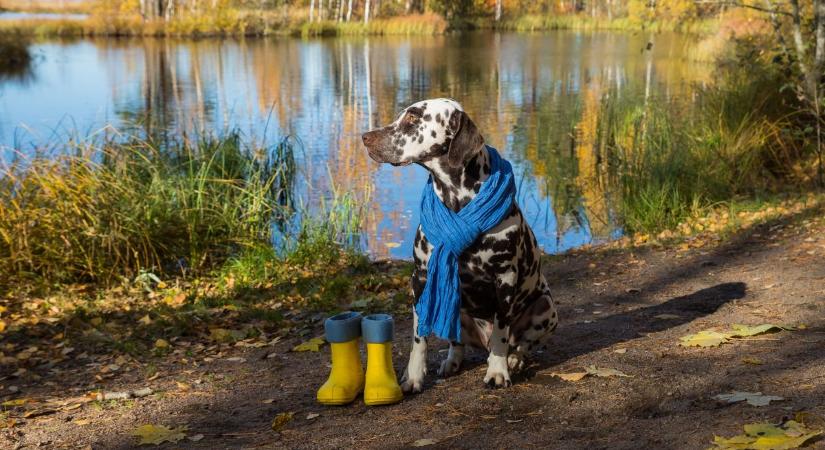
left=693, top=0, right=792, bottom=17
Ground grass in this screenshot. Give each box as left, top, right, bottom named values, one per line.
left=0, top=0, right=91, bottom=14
left=498, top=14, right=718, bottom=34
left=0, top=131, right=308, bottom=286
left=0, top=10, right=721, bottom=37
left=598, top=57, right=814, bottom=235
left=300, top=13, right=448, bottom=37
left=0, top=11, right=448, bottom=37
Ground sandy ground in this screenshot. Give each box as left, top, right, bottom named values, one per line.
left=2, top=203, right=825, bottom=449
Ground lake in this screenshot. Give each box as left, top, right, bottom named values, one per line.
left=0, top=32, right=709, bottom=259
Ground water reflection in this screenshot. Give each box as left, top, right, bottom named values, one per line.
left=0, top=32, right=710, bottom=258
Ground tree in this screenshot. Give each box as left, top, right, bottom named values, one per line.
left=748, top=0, right=825, bottom=184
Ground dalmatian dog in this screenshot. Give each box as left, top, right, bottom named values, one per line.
left=362, top=98, right=558, bottom=390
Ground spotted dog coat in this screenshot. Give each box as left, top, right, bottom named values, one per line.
left=362, top=99, right=558, bottom=390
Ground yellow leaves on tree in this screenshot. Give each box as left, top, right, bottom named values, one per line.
left=680, top=324, right=789, bottom=348
left=711, top=420, right=822, bottom=450
left=132, top=424, right=187, bottom=446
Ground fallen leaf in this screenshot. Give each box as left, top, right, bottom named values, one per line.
left=679, top=330, right=733, bottom=347
left=154, top=339, right=169, bottom=349
left=210, top=328, right=246, bottom=343
left=23, top=408, right=57, bottom=418
left=131, top=424, right=187, bottom=445
left=713, top=391, right=784, bottom=407
left=614, top=348, right=628, bottom=354
left=271, top=412, right=294, bottom=432
left=138, top=315, right=152, bottom=325
left=132, top=387, right=153, bottom=398
left=306, top=413, right=320, bottom=420
left=742, top=357, right=764, bottom=365
left=411, top=438, right=438, bottom=447
left=711, top=420, right=821, bottom=450
left=73, top=419, right=90, bottom=426
left=1, top=398, right=28, bottom=407
left=585, top=366, right=631, bottom=378
left=292, top=337, right=325, bottom=352
left=188, top=434, right=204, bottom=442
left=176, top=381, right=191, bottom=391
left=729, top=324, right=787, bottom=337
left=654, top=314, right=682, bottom=320
left=549, top=371, right=588, bottom=382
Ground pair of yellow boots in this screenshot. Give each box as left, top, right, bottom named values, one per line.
left=317, top=312, right=403, bottom=406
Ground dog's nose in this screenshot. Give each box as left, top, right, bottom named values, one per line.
left=362, top=130, right=379, bottom=147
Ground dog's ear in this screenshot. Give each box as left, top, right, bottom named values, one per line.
left=447, top=110, right=484, bottom=168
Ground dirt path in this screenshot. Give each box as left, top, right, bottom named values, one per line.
left=3, top=204, right=825, bottom=449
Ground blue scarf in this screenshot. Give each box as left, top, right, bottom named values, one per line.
left=417, top=146, right=516, bottom=342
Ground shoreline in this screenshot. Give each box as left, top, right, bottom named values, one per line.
left=0, top=14, right=718, bottom=38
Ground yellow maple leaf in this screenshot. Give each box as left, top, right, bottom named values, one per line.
left=292, top=337, right=325, bottom=352
left=679, top=330, right=733, bottom=347
left=711, top=420, right=822, bottom=450
left=131, top=424, right=187, bottom=445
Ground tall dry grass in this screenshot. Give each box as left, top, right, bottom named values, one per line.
left=0, top=132, right=297, bottom=284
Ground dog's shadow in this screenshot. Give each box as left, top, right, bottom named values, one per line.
left=442, top=282, right=747, bottom=383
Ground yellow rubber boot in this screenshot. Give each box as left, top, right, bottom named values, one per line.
left=317, top=312, right=364, bottom=406
left=362, top=314, right=403, bottom=406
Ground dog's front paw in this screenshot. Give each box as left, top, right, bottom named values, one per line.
left=400, top=366, right=426, bottom=394
left=438, top=356, right=461, bottom=378
left=483, top=355, right=512, bottom=388
left=400, top=373, right=424, bottom=394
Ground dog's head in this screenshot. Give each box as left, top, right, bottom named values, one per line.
left=362, top=98, right=484, bottom=168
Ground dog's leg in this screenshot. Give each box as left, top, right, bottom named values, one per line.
left=510, top=277, right=558, bottom=371
left=484, top=314, right=512, bottom=388
left=438, top=341, right=464, bottom=377
left=484, top=271, right=518, bottom=388
left=400, top=308, right=427, bottom=393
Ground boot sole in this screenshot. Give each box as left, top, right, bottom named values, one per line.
left=317, top=397, right=358, bottom=406
left=364, top=396, right=403, bottom=406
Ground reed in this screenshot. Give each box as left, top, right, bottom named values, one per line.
left=601, top=62, right=808, bottom=234
left=498, top=14, right=718, bottom=34
left=0, top=131, right=299, bottom=285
